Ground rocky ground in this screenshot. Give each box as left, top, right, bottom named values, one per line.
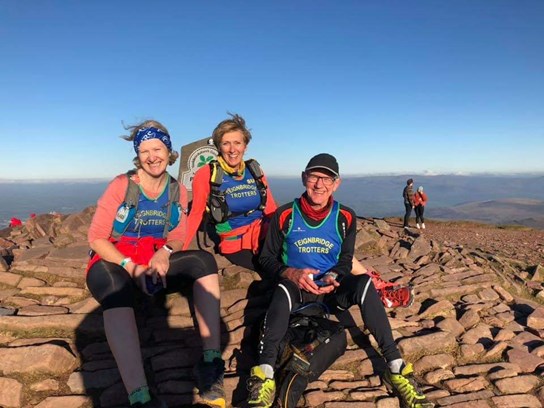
left=398, top=219, right=544, bottom=267
left=0, top=210, right=543, bottom=408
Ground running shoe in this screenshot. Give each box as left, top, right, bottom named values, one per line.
left=193, top=358, right=226, bottom=408
left=246, top=366, right=276, bottom=408
left=379, top=285, right=414, bottom=308
left=383, top=362, right=434, bottom=408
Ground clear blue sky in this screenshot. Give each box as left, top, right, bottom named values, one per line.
left=1, top=1, right=543, bottom=180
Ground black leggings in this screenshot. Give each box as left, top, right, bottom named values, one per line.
left=415, top=205, right=425, bottom=224
left=403, top=203, right=412, bottom=227
left=223, top=249, right=260, bottom=272
left=86, top=250, right=217, bottom=310
left=258, top=274, right=401, bottom=366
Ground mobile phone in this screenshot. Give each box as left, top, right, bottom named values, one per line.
left=314, top=272, right=338, bottom=287
left=145, top=275, right=164, bottom=295
left=314, top=277, right=329, bottom=287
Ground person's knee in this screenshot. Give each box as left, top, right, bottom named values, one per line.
left=86, top=260, right=126, bottom=293
left=86, top=260, right=108, bottom=288
left=278, top=279, right=299, bottom=297
left=192, top=250, right=218, bottom=275
left=86, top=261, right=134, bottom=309
left=173, top=250, right=218, bottom=279
left=200, top=250, right=218, bottom=271
left=275, top=279, right=299, bottom=311
left=351, top=274, right=374, bottom=304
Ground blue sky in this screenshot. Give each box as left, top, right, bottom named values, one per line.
left=1, top=1, right=543, bottom=180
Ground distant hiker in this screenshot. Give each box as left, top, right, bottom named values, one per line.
left=246, top=153, right=433, bottom=408
left=402, top=178, right=415, bottom=229
left=184, top=113, right=278, bottom=271
left=184, top=114, right=411, bottom=308
left=9, top=217, right=22, bottom=228
left=86, top=120, right=224, bottom=408
left=413, top=186, right=428, bottom=229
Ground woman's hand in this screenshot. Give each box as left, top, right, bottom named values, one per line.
left=147, top=249, right=170, bottom=289
left=131, top=264, right=152, bottom=295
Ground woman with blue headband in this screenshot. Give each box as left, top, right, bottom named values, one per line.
left=86, top=120, right=225, bottom=408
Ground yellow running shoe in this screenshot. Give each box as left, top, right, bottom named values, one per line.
left=383, top=362, right=434, bottom=408
left=193, top=358, right=226, bottom=408
left=246, top=366, right=276, bottom=408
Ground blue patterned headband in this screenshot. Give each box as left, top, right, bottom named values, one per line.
left=133, top=127, right=172, bottom=153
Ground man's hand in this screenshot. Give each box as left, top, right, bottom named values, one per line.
left=316, top=273, right=340, bottom=294
left=282, top=267, right=323, bottom=295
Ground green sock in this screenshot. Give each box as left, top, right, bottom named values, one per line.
left=128, top=385, right=151, bottom=405
left=203, top=349, right=222, bottom=363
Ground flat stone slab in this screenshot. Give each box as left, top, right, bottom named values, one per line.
left=47, top=244, right=90, bottom=262
left=0, top=343, right=77, bottom=374
left=0, top=377, right=23, bottom=408
left=19, top=286, right=88, bottom=298
left=398, top=330, right=457, bottom=356
left=0, top=313, right=103, bottom=337
left=17, top=305, right=69, bottom=316
left=34, top=395, right=92, bottom=408
left=0, top=271, right=22, bottom=287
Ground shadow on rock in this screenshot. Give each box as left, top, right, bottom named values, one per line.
left=74, top=286, right=230, bottom=408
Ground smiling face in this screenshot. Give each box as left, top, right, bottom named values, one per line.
left=137, top=138, right=170, bottom=178
left=219, top=130, right=247, bottom=170
left=302, top=169, right=341, bottom=210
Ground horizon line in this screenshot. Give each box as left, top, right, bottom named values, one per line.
left=1, top=171, right=543, bottom=183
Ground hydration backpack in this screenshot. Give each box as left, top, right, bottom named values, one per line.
left=273, top=304, right=347, bottom=408
left=112, top=170, right=184, bottom=239
left=207, top=159, right=268, bottom=224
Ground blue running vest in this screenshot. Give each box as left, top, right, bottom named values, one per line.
left=113, top=182, right=178, bottom=239
left=218, top=167, right=263, bottom=231
left=282, top=200, right=342, bottom=280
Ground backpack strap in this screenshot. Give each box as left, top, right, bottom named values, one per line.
left=123, top=170, right=140, bottom=208
left=207, top=159, right=268, bottom=224
left=111, top=170, right=140, bottom=240
left=207, top=160, right=229, bottom=224
left=226, top=159, right=267, bottom=218
left=162, top=175, right=181, bottom=238
left=245, top=159, right=267, bottom=212
left=112, top=171, right=183, bottom=240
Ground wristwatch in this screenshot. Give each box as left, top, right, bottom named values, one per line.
left=162, top=244, right=174, bottom=255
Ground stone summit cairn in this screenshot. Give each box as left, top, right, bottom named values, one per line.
left=0, top=209, right=543, bottom=408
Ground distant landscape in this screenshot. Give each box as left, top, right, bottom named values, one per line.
left=268, top=174, right=544, bottom=229
left=1, top=174, right=544, bottom=229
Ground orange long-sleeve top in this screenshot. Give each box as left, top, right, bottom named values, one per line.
left=183, top=162, right=277, bottom=250
left=88, top=172, right=187, bottom=244
left=413, top=191, right=428, bottom=207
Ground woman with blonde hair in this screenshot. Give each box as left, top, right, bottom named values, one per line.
left=86, top=120, right=225, bottom=408
left=184, top=113, right=277, bottom=271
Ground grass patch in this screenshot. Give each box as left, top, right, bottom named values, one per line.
left=339, top=359, right=366, bottom=379
left=221, top=273, right=241, bottom=291
left=0, top=327, right=78, bottom=340
left=403, top=344, right=459, bottom=366
left=11, top=371, right=96, bottom=408
left=8, top=268, right=86, bottom=288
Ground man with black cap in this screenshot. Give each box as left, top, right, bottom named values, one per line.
left=246, top=154, right=433, bottom=408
